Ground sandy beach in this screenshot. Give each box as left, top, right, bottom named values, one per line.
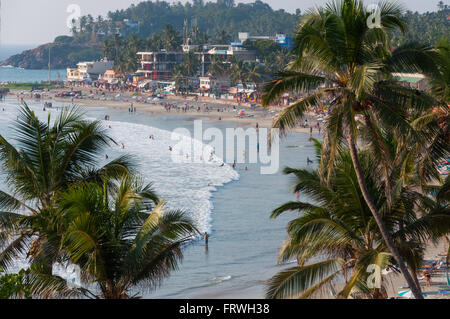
left=7, top=88, right=323, bottom=135
left=4, top=89, right=448, bottom=300
left=384, top=239, right=450, bottom=299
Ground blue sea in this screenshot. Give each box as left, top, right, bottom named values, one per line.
left=0, top=44, right=66, bottom=83
left=0, top=89, right=320, bottom=299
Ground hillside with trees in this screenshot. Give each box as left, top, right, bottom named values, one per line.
left=1, top=1, right=448, bottom=69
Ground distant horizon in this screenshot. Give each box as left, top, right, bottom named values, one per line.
left=0, top=0, right=447, bottom=45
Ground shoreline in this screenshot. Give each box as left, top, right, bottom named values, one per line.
left=3, top=92, right=448, bottom=300
left=6, top=89, right=324, bottom=135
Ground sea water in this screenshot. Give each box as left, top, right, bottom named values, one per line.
left=0, top=66, right=67, bottom=83
left=0, top=97, right=320, bottom=298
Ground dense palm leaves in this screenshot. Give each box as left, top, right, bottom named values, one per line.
left=267, top=142, right=450, bottom=299
left=0, top=104, right=133, bottom=275
left=262, top=0, right=448, bottom=298
left=31, top=175, right=198, bottom=299
left=0, top=105, right=198, bottom=299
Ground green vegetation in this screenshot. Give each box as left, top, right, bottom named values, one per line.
left=0, top=269, right=31, bottom=299
left=390, top=8, right=450, bottom=47
left=0, top=104, right=198, bottom=299
left=104, top=0, right=299, bottom=42
left=0, top=83, right=59, bottom=90
left=263, top=0, right=450, bottom=299
left=267, top=140, right=450, bottom=299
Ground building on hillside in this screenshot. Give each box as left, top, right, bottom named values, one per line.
left=91, top=19, right=140, bottom=37
left=238, top=32, right=294, bottom=49
left=196, top=44, right=256, bottom=76
left=66, top=68, right=83, bottom=82
left=136, top=51, right=184, bottom=81
left=199, top=76, right=231, bottom=92
left=66, top=59, right=114, bottom=82
left=392, top=73, right=428, bottom=90
left=101, top=70, right=117, bottom=84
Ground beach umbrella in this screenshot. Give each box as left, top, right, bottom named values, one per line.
left=397, top=290, right=413, bottom=298
left=397, top=290, right=427, bottom=298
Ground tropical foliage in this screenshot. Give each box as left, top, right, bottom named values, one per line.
left=32, top=175, right=198, bottom=299
left=267, top=141, right=450, bottom=299
left=0, top=104, right=197, bottom=299
left=262, top=0, right=449, bottom=299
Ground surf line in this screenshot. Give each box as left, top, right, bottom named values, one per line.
left=179, top=303, right=215, bottom=317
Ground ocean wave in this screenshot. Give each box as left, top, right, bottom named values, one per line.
left=94, top=118, right=240, bottom=234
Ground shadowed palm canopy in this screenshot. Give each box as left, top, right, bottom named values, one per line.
left=29, top=175, right=198, bottom=299
left=262, top=0, right=445, bottom=182
left=0, top=103, right=134, bottom=272
left=266, top=141, right=450, bottom=299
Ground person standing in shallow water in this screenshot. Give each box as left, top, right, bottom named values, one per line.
left=204, top=232, right=209, bottom=246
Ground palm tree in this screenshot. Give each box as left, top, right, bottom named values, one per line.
left=267, top=141, right=450, bottom=299
left=262, top=0, right=443, bottom=298
left=0, top=104, right=133, bottom=273
left=246, top=63, right=264, bottom=87
left=183, top=51, right=200, bottom=77
left=208, top=55, right=226, bottom=77
left=172, top=64, right=187, bottom=91
left=161, top=24, right=182, bottom=52
left=430, top=37, right=450, bottom=103
left=230, top=59, right=250, bottom=88
left=29, top=175, right=198, bottom=299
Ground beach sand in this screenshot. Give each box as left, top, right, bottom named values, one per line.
left=7, top=88, right=323, bottom=135
left=384, top=239, right=450, bottom=299
left=6, top=89, right=448, bottom=299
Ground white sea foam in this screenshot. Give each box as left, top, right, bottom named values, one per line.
left=0, top=101, right=239, bottom=235
left=97, top=118, right=239, bottom=234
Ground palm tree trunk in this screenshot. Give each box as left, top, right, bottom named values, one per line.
left=346, top=132, right=423, bottom=299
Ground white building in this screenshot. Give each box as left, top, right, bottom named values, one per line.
left=67, top=59, right=114, bottom=82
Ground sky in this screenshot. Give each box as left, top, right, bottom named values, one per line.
left=0, top=0, right=445, bottom=45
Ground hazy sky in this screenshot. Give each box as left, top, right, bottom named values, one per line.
left=0, top=0, right=446, bottom=45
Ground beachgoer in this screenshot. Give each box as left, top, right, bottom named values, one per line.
left=204, top=232, right=209, bottom=245
left=424, top=269, right=431, bottom=287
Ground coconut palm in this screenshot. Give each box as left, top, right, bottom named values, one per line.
left=27, top=175, right=198, bottom=299
left=430, top=37, right=450, bottom=103
left=229, top=59, right=247, bottom=87
left=183, top=51, right=200, bottom=77
left=262, top=0, right=443, bottom=298
left=267, top=141, right=450, bottom=299
left=161, top=24, right=182, bottom=51
left=0, top=104, right=133, bottom=272
left=207, top=55, right=226, bottom=77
